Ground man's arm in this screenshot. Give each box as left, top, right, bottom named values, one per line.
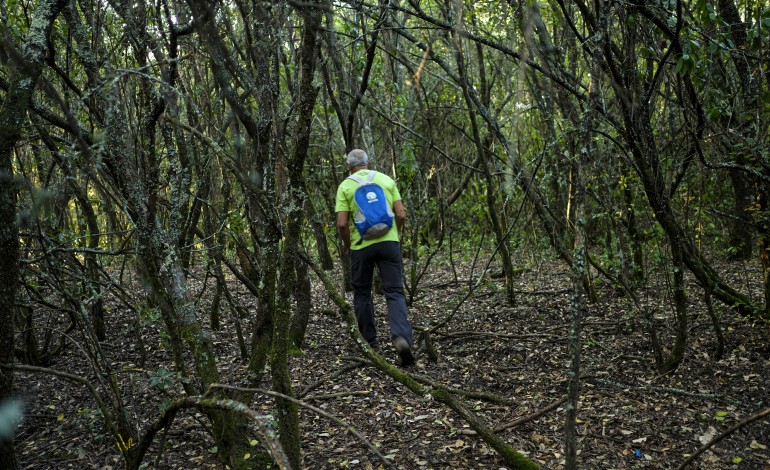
left=336, top=211, right=351, bottom=253
left=393, top=200, right=406, bottom=234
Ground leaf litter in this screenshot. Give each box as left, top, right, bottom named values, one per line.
left=12, top=258, right=770, bottom=469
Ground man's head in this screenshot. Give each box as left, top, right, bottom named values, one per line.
left=346, top=149, right=369, bottom=170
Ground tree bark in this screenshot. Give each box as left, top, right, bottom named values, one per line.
left=289, top=257, right=313, bottom=349
left=564, top=10, right=602, bottom=463
left=271, top=2, right=323, bottom=465
left=0, top=1, right=68, bottom=467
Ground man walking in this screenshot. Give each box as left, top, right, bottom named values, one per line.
left=335, top=149, right=415, bottom=366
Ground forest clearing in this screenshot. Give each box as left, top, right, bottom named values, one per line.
left=1, top=0, right=769, bottom=469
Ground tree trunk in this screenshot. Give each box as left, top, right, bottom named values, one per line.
left=0, top=1, right=68, bottom=467
left=564, top=15, right=602, bottom=463
left=624, top=182, right=645, bottom=284
left=305, top=198, right=334, bottom=270
left=289, top=257, right=313, bottom=349
left=75, top=181, right=105, bottom=340
left=760, top=188, right=770, bottom=318
left=483, top=160, right=516, bottom=305
left=714, top=0, right=764, bottom=302
left=660, top=246, right=689, bottom=373
left=271, top=3, right=323, bottom=465
left=727, top=169, right=753, bottom=260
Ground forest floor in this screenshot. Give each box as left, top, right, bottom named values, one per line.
left=12, top=255, right=770, bottom=469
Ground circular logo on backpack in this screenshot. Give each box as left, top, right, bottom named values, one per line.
left=366, top=192, right=378, bottom=202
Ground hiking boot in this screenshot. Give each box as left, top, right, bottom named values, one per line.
left=392, top=337, right=415, bottom=367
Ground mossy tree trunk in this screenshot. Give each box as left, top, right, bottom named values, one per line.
left=660, top=247, right=689, bottom=374
left=271, top=1, right=323, bottom=465
left=0, top=1, right=69, bottom=468
left=289, top=257, right=313, bottom=349
left=74, top=1, right=253, bottom=464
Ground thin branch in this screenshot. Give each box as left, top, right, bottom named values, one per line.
left=297, top=361, right=367, bottom=398
left=589, top=377, right=742, bottom=406
left=206, top=383, right=393, bottom=468
left=130, top=395, right=291, bottom=470
left=675, top=406, right=770, bottom=470
left=1, top=363, right=120, bottom=448
left=460, top=395, right=568, bottom=435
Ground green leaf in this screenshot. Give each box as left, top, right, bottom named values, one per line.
left=732, top=457, right=742, bottom=464
left=208, top=446, right=218, bottom=454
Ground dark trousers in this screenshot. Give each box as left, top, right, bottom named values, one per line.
left=350, top=241, right=413, bottom=347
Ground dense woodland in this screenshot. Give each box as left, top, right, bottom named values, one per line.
left=0, top=0, right=769, bottom=468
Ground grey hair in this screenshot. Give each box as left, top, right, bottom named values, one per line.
left=346, top=149, right=369, bottom=167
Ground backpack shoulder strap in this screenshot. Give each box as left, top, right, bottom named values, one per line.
left=347, top=174, right=364, bottom=184
left=347, top=170, right=377, bottom=185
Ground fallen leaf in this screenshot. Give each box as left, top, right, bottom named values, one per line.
left=699, top=427, right=717, bottom=445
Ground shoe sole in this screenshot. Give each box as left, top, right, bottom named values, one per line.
left=393, top=337, right=415, bottom=366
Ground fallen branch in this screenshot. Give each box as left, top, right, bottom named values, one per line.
left=438, top=330, right=561, bottom=342
left=493, top=396, right=567, bottom=433
left=459, top=395, right=567, bottom=435
left=432, top=385, right=538, bottom=470
left=306, top=390, right=371, bottom=401
left=588, top=377, right=742, bottom=405
left=297, top=361, right=367, bottom=398
left=301, top=252, right=539, bottom=470
left=207, top=383, right=392, bottom=468
left=675, top=406, right=770, bottom=470
left=410, top=372, right=519, bottom=407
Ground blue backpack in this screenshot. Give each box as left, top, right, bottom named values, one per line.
left=347, top=171, right=394, bottom=244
